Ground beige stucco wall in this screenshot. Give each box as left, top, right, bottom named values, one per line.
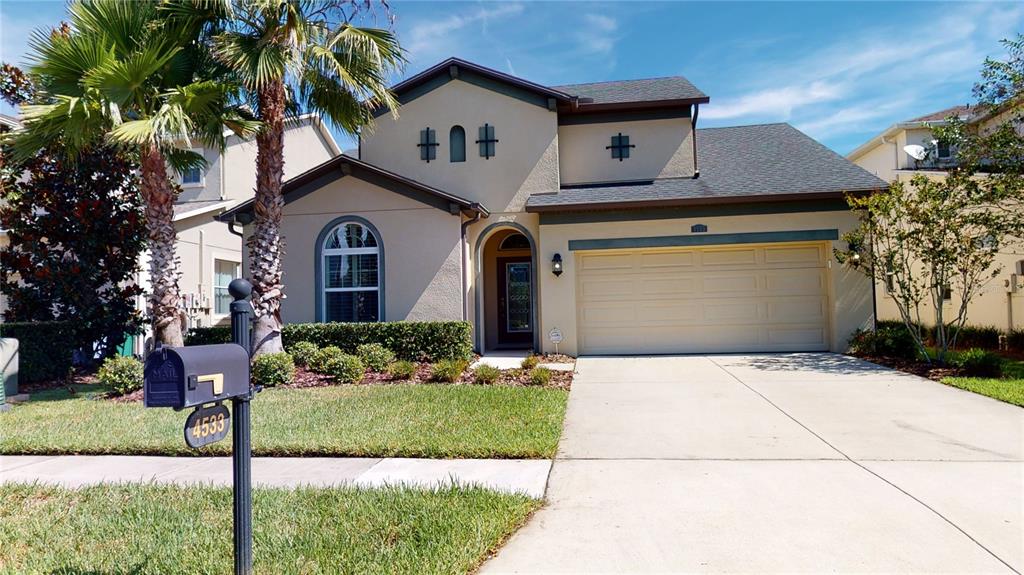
left=854, top=139, right=898, bottom=181
left=267, top=176, right=464, bottom=324
left=359, top=80, right=560, bottom=213
left=222, top=121, right=337, bottom=203
left=175, top=214, right=242, bottom=328
left=535, top=210, right=872, bottom=356
left=557, top=117, right=694, bottom=185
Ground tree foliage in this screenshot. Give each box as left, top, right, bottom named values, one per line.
left=838, top=34, right=1024, bottom=363
left=0, top=63, right=146, bottom=361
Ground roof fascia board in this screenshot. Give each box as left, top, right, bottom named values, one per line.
left=172, top=200, right=235, bottom=222
left=558, top=107, right=692, bottom=125
left=526, top=189, right=876, bottom=214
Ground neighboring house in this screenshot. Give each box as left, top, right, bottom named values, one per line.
left=221, top=58, right=885, bottom=356
left=849, top=105, right=1024, bottom=333
left=158, top=114, right=340, bottom=332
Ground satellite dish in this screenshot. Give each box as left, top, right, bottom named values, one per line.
left=903, top=144, right=927, bottom=160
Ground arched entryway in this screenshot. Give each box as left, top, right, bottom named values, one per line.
left=475, top=224, right=538, bottom=352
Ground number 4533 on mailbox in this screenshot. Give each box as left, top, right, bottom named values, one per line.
left=144, top=344, right=250, bottom=448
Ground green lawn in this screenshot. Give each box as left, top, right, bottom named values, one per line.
left=941, top=354, right=1024, bottom=407
left=0, top=383, right=568, bottom=458
left=0, top=482, right=539, bottom=574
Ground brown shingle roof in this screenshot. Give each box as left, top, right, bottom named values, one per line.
left=907, top=105, right=971, bottom=123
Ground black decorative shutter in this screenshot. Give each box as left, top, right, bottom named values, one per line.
left=477, top=124, right=497, bottom=159
left=418, top=128, right=437, bottom=162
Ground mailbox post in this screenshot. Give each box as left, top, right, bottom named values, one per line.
left=229, top=278, right=254, bottom=575
left=142, top=278, right=257, bottom=575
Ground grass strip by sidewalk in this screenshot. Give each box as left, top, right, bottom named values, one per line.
left=0, top=482, right=539, bottom=574
left=0, top=383, right=568, bottom=458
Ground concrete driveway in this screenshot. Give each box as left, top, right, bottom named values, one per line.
left=482, top=354, right=1024, bottom=574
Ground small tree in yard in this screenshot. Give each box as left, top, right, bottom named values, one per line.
left=839, top=34, right=1024, bottom=364
left=0, top=63, right=147, bottom=361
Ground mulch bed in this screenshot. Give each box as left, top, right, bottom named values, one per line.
left=853, top=354, right=964, bottom=382
left=31, top=358, right=574, bottom=403
left=282, top=363, right=573, bottom=391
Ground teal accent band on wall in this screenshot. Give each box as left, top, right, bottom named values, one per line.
left=567, top=229, right=840, bottom=251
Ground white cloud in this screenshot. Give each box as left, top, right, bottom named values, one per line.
left=699, top=2, right=1024, bottom=150
left=574, top=14, right=618, bottom=56
left=404, top=3, right=524, bottom=61
left=702, top=80, right=842, bottom=121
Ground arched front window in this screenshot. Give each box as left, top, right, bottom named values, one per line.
left=321, top=221, right=381, bottom=322
left=449, top=125, right=466, bottom=163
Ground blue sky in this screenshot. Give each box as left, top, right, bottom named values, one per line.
left=2, top=1, right=1021, bottom=154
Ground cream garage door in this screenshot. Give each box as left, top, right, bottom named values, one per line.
left=576, top=242, right=830, bottom=354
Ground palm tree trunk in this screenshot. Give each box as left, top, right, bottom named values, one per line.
left=140, top=142, right=184, bottom=348
left=250, top=79, right=287, bottom=356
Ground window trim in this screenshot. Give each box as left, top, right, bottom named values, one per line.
left=314, top=216, right=385, bottom=323
left=179, top=147, right=205, bottom=188
left=935, top=140, right=952, bottom=160
left=212, top=258, right=241, bottom=317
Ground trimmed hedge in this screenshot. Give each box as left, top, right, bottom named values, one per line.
left=186, top=321, right=472, bottom=362
left=0, top=322, right=73, bottom=383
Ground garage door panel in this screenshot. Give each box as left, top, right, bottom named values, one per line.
left=767, top=297, right=827, bottom=322
left=579, top=253, right=634, bottom=271
left=764, top=245, right=824, bottom=264
left=640, top=251, right=695, bottom=269
left=642, top=277, right=698, bottom=296
left=576, top=242, right=831, bottom=354
left=700, top=248, right=759, bottom=266
left=764, top=270, right=827, bottom=294
left=702, top=273, right=760, bottom=294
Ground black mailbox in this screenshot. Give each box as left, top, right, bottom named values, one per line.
left=144, top=344, right=250, bottom=409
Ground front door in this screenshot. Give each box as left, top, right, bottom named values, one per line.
left=497, top=256, right=533, bottom=346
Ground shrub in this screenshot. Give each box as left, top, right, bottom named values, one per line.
left=386, top=360, right=417, bottom=381
left=0, top=321, right=73, bottom=383
left=288, top=341, right=318, bottom=367
left=97, top=356, right=144, bottom=395
left=430, top=359, right=468, bottom=383
left=188, top=321, right=473, bottom=361
left=1009, top=329, right=1024, bottom=352
left=323, top=353, right=365, bottom=383
left=308, top=346, right=343, bottom=373
left=950, top=348, right=1003, bottom=377
left=520, top=355, right=540, bottom=370
left=251, top=352, right=295, bottom=387
left=848, top=324, right=919, bottom=359
left=474, top=364, right=501, bottom=385
left=184, top=326, right=231, bottom=346
left=356, top=343, right=395, bottom=372
left=529, top=367, right=552, bottom=386
left=953, top=325, right=1001, bottom=350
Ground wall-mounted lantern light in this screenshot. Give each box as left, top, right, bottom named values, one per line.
left=552, top=253, right=563, bottom=276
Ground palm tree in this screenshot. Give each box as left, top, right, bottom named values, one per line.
left=210, top=0, right=403, bottom=355
left=10, top=0, right=257, bottom=347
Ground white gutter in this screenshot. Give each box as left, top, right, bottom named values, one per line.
left=172, top=200, right=236, bottom=222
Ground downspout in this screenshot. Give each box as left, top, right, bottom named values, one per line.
left=228, top=219, right=244, bottom=238
left=460, top=207, right=484, bottom=322
left=691, top=104, right=700, bottom=178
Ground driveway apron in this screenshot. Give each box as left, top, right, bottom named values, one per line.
left=482, top=354, right=1024, bottom=574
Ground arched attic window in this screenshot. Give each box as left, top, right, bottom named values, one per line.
left=450, top=126, right=466, bottom=162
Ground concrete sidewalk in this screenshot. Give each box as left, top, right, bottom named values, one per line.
left=0, top=455, right=551, bottom=498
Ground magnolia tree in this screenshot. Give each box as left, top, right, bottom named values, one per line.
left=838, top=34, right=1024, bottom=364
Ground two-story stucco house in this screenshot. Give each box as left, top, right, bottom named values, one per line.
left=849, top=105, right=1024, bottom=333
left=221, top=58, right=886, bottom=356
left=147, top=114, right=339, bottom=333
